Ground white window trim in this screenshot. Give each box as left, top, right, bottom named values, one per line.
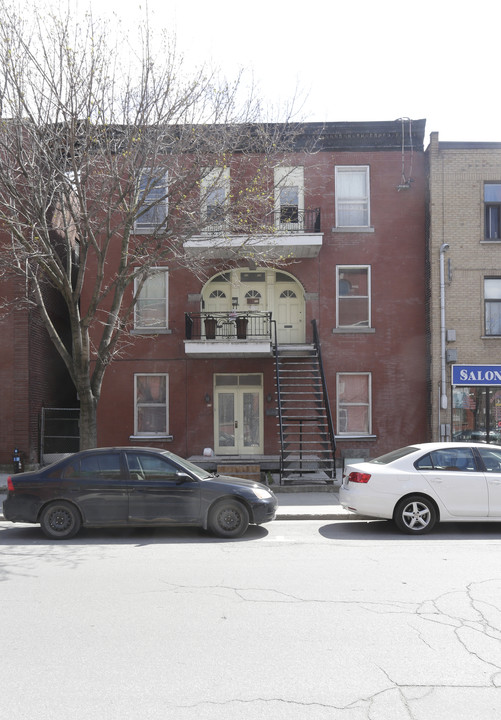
left=336, top=265, right=371, bottom=329
left=134, top=373, right=169, bottom=437
left=336, top=372, right=372, bottom=436
left=274, top=166, right=305, bottom=228
left=134, top=169, right=168, bottom=234
left=201, top=167, right=230, bottom=229
left=335, top=165, right=370, bottom=229
left=134, top=268, right=169, bottom=331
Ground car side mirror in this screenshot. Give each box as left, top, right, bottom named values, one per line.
left=175, top=471, right=193, bottom=484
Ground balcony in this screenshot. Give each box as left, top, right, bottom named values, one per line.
left=184, top=311, right=273, bottom=358
left=184, top=209, right=323, bottom=260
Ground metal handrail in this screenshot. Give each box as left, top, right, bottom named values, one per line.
left=272, top=319, right=285, bottom=485
left=311, top=319, right=336, bottom=460
left=185, top=310, right=272, bottom=340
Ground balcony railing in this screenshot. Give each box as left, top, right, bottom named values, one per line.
left=185, top=311, right=272, bottom=340
left=201, top=208, right=321, bottom=235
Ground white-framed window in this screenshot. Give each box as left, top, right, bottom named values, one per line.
left=335, top=166, right=370, bottom=227
left=336, top=266, right=371, bottom=327
left=202, top=167, right=230, bottom=230
left=485, top=277, right=501, bottom=335
left=135, top=169, right=168, bottom=233
left=134, top=269, right=168, bottom=329
left=337, top=372, right=371, bottom=435
left=274, top=166, right=304, bottom=229
left=134, top=374, right=168, bottom=436
left=485, top=183, right=501, bottom=240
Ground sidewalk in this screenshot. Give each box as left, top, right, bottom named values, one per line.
left=0, top=475, right=360, bottom=522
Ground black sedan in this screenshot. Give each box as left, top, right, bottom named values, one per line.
left=3, top=447, right=277, bottom=539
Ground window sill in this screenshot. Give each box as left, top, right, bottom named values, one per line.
left=335, top=435, right=377, bottom=441
left=481, top=335, right=501, bottom=339
left=129, top=435, right=173, bottom=442
left=131, top=328, right=172, bottom=335
left=332, top=226, right=375, bottom=233
left=333, top=327, right=375, bottom=334
left=480, top=240, right=501, bottom=244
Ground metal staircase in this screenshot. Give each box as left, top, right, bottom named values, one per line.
left=274, top=320, right=336, bottom=484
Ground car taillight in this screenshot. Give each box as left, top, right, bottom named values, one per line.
left=7, top=476, right=14, bottom=491
left=348, top=472, right=371, bottom=484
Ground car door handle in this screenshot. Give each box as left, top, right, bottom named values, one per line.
left=429, top=477, right=443, bottom=483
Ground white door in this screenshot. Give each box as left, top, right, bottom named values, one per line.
left=418, top=446, right=488, bottom=517
left=214, top=375, right=263, bottom=455
left=276, top=285, right=303, bottom=343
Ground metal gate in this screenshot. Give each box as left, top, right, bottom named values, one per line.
left=40, top=407, right=80, bottom=465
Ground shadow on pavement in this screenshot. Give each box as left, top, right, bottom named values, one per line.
left=0, top=522, right=269, bottom=546
left=319, top=519, right=501, bottom=541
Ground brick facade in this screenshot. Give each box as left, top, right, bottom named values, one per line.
left=427, top=133, right=501, bottom=441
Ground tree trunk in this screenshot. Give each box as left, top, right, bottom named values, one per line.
left=78, top=390, right=99, bottom=450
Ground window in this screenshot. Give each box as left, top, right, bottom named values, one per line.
left=135, top=170, right=168, bottom=233
left=127, top=452, right=180, bottom=480
left=485, top=184, right=501, bottom=240
left=337, top=373, right=371, bottom=435
left=63, top=453, right=122, bottom=480
left=335, top=166, right=370, bottom=227
left=135, top=374, right=168, bottom=436
left=415, top=447, right=476, bottom=472
left=135, top=269, right=168, bottom=329
left=202, top=168, right=229, bottom=229
left=484, top=278, right=501, bottom=335
left=274, top=167, right=304, bottom=229
left=336, top=266, right=370, bottom=327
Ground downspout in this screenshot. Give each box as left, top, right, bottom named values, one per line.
left=439, top=242, right=450, bottom=440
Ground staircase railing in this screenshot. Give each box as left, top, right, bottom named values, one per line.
left=311, top=319, right=336, bottom=464
left=272, top=319, right=286, bottom=484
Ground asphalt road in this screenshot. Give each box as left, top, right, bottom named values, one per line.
left=1, top=518, right=501, bottom=719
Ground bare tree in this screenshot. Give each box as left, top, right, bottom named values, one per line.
left=0, top=3, right=303, bottom=449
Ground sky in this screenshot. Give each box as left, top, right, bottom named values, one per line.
left=41, top=0, right=501, bottom=144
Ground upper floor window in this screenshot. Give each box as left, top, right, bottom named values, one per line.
left=337, top=372, right=372, bottom=435
left=274, top=167, right=304, bottom=229
left=336, top=266, right=371, bottom=328
left=134, top=269, right=168, bottom=330
left=202, top=167, right=229, bottom=230
left=135, top=169, right=168, bottom=233
left=485, top=277, right=501, bottom=335
left=335, top=166, right=370, bottom=227
left=485, top=184, right=501, bottom=240
left=134, top=374, right=168, bottom=436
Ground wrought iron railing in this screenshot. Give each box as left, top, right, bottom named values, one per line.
left=200, top=208, right=321, bottom=235
left=185, top=311, right=272, bottom=340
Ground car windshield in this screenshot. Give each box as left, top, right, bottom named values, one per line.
left=162, top=451, right=213, bottom=480
left=369, top=446, right=419, bottom=465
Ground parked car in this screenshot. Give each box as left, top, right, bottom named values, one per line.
left=2, top=447, right=277, bottom=539
left=340, top=442, right=501, bottom=534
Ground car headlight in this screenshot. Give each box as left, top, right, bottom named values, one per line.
left=251, top=487, right=273, bottom=500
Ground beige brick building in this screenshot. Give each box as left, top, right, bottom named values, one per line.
left=427, top=133, right=501, bottom=442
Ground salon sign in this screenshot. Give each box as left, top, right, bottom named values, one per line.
left=452, top=365, right=501, bottom=386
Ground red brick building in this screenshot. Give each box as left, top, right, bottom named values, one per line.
left=0, top=275, right=76, bottom=469
left=92, top=119, right=429, bottom=482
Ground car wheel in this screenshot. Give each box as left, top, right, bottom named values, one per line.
left=40, top=501, right=82, bottom=540
left=208, top=499, right=249, bottom=538
left=394, top=495, right=437, bottom=534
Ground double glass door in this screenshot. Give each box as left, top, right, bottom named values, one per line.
left=214, top=374, right=263, bottom=455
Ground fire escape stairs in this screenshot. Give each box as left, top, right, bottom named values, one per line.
left=274, top=329, right=336, bottom=484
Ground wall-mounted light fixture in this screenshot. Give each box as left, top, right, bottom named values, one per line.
left=205, top=393, right=211, bottom=404
left=232, top=297, right=238, bottom=308
left=266, top=393, right=273, bottom=402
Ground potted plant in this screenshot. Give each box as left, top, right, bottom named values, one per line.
left=204, top=316, right=217, bottom=339
left=236, top=316, right=248, bottom=339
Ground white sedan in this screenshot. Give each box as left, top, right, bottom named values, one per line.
left=339, top=442, right=501, bottom=534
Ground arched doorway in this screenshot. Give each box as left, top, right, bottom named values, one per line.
left=201, top=268, right=305, bottom=344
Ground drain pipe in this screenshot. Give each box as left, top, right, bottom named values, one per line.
left=439, top=243, right=450, bottom=440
